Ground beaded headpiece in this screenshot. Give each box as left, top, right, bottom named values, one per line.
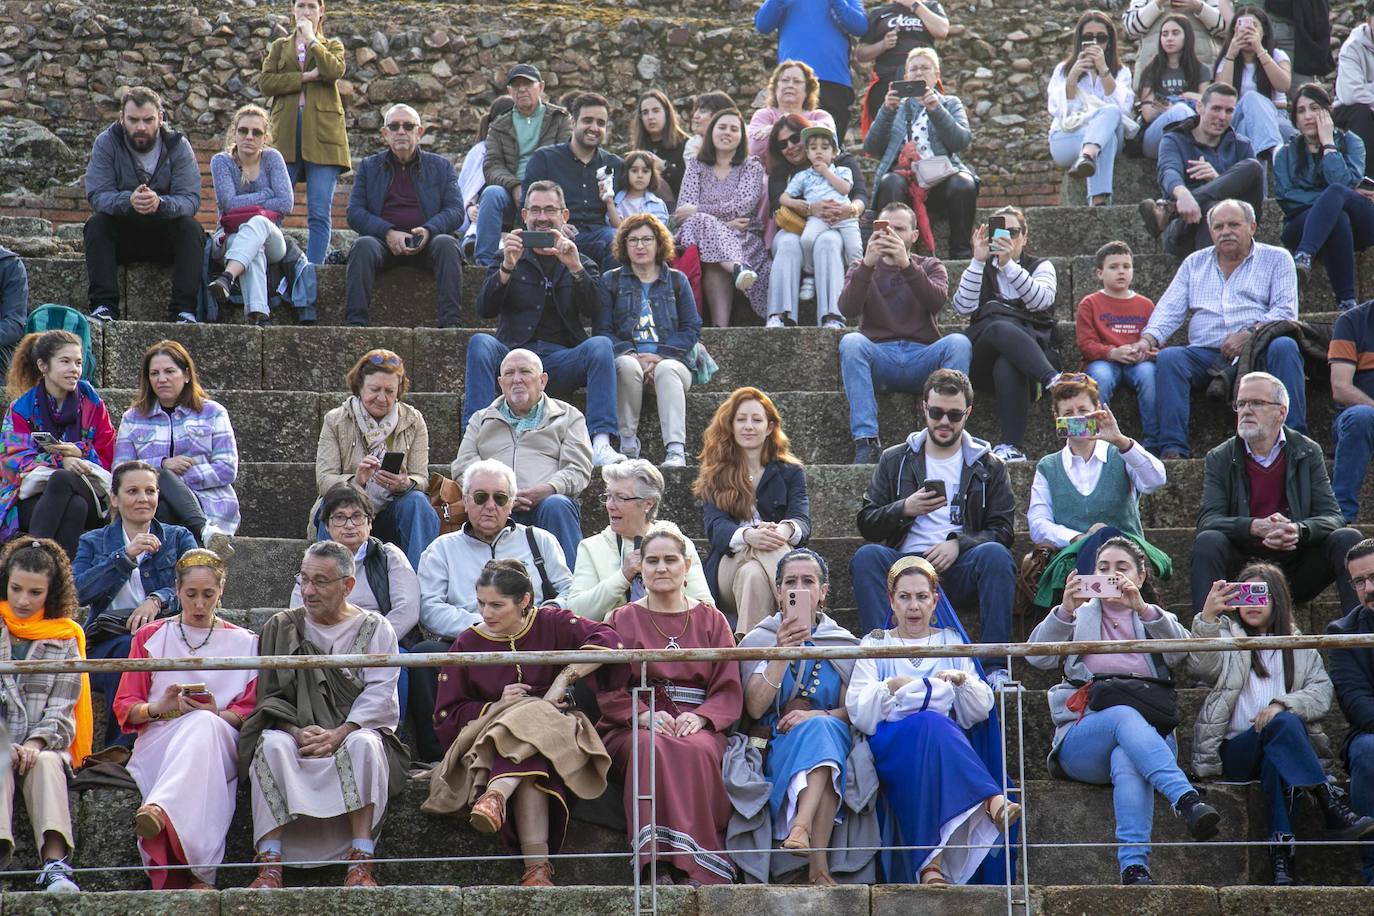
left=176, top=549, right=227, bottom=577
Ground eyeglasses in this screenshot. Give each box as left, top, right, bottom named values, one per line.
left=779, top=134, right=803, bottom=147
left=1353, top=574, right=1374, bottom=590
left=525, top=206, right=563, bottom=217
left=236, top=126, right=265, bottom=138
left=366, top=350, right=403, bottom=367
left=625, top=236, right=657, bottom=248
left=471, top=491, right=512, bottom=507
left=328, top=512, right=370, bottom=527
left=604, top=494, right=647, bottom=505
left=386, top=121, right=419, bottom=133
left=991, top=226, right=1025, bottom=238
left=1231, top=399, right=1283, bottom=412
left=295, top=573, right=346, bottom=590
left=926, top=406, right=967, bottom=423
left=1080, top=33, right=1111, bottom=45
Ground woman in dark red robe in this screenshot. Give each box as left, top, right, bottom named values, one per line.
left=425, top=559, right=618, bottom=886
left=598, top=525, right=743, bottom=886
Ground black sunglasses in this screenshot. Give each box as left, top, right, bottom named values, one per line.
left=926, top=406, right=967, bottom=423
left=471, top=491, right=511, bottom=507
left=1080, top=33, right=1111, bottom=46
left=386, top=121, right=419, bottom=133
left=779, top=134, right=803, bottom=147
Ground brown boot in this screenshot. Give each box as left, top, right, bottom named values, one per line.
left=343, top=847, right=378, bottom=888
left=520, top=860, right=555, bottom=887
left=247, top=851, right=283, bottom=890
left=469, top=788, right=507, bottom=834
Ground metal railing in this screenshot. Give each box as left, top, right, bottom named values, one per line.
left=3, top=631, right=1372, bottom=915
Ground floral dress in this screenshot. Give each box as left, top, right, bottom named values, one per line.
left=676, top=157, right=772, bottom=317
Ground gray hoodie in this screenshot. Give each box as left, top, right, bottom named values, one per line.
left=1337, top=23, right=1374, bottom=110
left=84, top=121, right=201, bottom=220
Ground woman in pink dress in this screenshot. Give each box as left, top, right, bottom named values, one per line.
left=598, top=525, right=742, bottom=886
left=675, top=109, right=772, bottom=327
left=113, top=549, right=258, bottom=890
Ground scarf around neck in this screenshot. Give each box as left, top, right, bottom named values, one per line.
left=0, top=600, right=93, bottom=767
left=348, top=395, right=400, bottom=458
left=36, top=384, right=82, bottom=443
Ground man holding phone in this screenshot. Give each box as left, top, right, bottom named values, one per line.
left=345, top=103, right=466, bottom=328
left=851, top=368, right=1017, bottom=688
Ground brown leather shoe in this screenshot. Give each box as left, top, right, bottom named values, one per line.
left=469, top=788, right=507, bottom=834
left=247, top=851, right=283, bottom=890
left=1138, top=198, right=1169, bottom=239
left=134, top=804, right=166, bottom=839
left=520, top=860, right=555, bottom=887
left=189, top=877, right=216, bottom=891
left=343, top=848, right=378, bottom=888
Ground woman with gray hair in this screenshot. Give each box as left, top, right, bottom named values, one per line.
left=567, top=459, right=713, bottom=620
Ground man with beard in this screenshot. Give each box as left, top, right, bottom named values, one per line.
left=462, top=180, right=624, bottom=468
left=1134, top=199, right=1303, bottom=459
left=850, top=368, right=1017, bottom=688
left=83, top=86, right=203, bottom=323
left=1193, top=371, right=1362, bottom=612
left=344, top=103, right=465, bottom=327
left=522, top=92, right=624, bottom=273
left=1330, top=537, right=1374, bottom=884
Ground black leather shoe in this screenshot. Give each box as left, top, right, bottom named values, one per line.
left=1120, top=864, right=1154, bottom=885
left=1270, top=835, right=1296, bottom=886
left=854, top=438, right=882, bottom=464
left=1318, top=783, right=1374, bottom=840
left=1176, top=790, right=1221, bottom=841
left=1068, top=152, right=1097, bottom=179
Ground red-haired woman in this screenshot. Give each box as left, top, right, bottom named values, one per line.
left=691, top=387, right=810, bottom=635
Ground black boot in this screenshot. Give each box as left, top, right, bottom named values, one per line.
left=854, top=437, right=882, bottom=464
left=1269, top=834, right=1295, bottom=886
left=1317, top=783, right=1374, bottom=841
left=1120, top=864, right=1154, bottom=885
left=1175, top=790, right=1221, bottom=841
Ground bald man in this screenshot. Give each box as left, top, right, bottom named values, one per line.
left=345, top=103, right=465, bottom=327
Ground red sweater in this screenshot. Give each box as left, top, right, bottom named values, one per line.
left=1075, top=291, right=1155, bottom=365
left=1245, top=450, right=1289, bottom=520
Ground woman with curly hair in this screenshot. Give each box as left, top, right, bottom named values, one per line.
left=746, top=61, right=837, bottom=159
left=692, top=387, right=810, bottom=635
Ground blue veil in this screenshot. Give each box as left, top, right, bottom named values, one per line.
left=878, top=587, right=1021, bottom=886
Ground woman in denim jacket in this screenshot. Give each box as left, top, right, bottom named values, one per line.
left=596, top=213, right=701, bottom=468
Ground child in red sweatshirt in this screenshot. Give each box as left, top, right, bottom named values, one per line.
left=1075, top=241, right=1159, bottom=450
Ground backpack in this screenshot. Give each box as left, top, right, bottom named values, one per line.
left=26, top=305, right=97, bottom=383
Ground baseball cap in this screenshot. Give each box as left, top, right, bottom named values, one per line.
left=506, top=64, right=541, bottom=85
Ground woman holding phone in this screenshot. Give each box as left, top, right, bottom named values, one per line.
left=847, top=556, right=1018, bottom=885
left=1215, top=5, right=1294, bottom=158
left=0, top=331, right=116, bottom=559
left=1135, top=14, right=1211, bottom=157
left=1122, top=0, right=1231, bottom=86
left=1026, top=537, right=1219, bottom=886
left=311, top=349, right=438, bottom=571
left=1274, top=83, right=1373, bottom=314
left=732, top=548, right=871, bottom=886
left=114, top=549, right=258, bottom=890
left=1047, top=12, right=1135, bottom=206
left=1189, top=564, right=1373, bottom=885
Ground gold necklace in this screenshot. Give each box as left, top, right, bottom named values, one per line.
left=646, top=606, right=691, bottom=650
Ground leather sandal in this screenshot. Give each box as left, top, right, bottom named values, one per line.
left=247, top=851, right=283, bottom=890
left=520, top=860, right=556, bottom=887
left=986, top=796, right=1023, bottom=832
left=469, top=789, right=507, bottom=835
left=781, top=823, right=811, bottom=850
left=134, top=804, right=166, bottom=839
left=343, top=847, right=378, bottom=888
left=920, top=862, right=950, bottom=886
left=810, top=871, right=837, bottom=886
left=188, top=877, right=216, bottom=891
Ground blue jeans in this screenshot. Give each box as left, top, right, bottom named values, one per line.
left=1281, top=184, right=1374, bottom=304
left=315, top=488, right=438, bottom=572
left=1232, top=92, right=1298, bottom=156
left=1085, top=359, right=1159, bottom=451
left=1347, top=731, right=1374, bottom=881
left=573, top=223, right=618, bottom=274
left=1155, top=339, right=1307, bottom=456
left=1049, top=105, right=1124, bottom=199
left=1057, top=705, right=1195, bottom=871
left=838, top=333, right=972, bottom=440
left=849, top=540, right=1015, bottom=671
left=462, top=333, right=620, bottom=435
left=288, top=110, right=342, bottom=265
left=1219, top=710, right=1326, bottom=837
left=512, top=493, right=582, bottom=571
left=1333, top=405, right=1374, bottom=522
left=1142, top=102, right=1195, bottom=159
left=474, top=185, right=516, bottom=267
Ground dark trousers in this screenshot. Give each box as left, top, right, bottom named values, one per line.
left=1335, top=105, right=1374, bottom=178
left=18, top=468, right=103, bottom=558
left=406, top=638, right=450, bottom=763
left=817, top=80, right=856, bottom=144
left=872, top=171, right=980, bottom=259
left=1280, top=184, right=1374, bottom=304
left=83, top=211, right=205, bottom=318
left=89, top=633, right=135, bottom=748
left=1189, top=526, right=1364, bottom=614
left=344, top=233, right=465, bottom=327
left=969, top=321, right=1058, bottom=448
left=1162, top=159, right=1266, bottom=259
left=155, top=467, right=206, bottom=542
left=1220, top=710, right=1326, bottom=837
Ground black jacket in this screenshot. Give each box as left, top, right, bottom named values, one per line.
left=476, top=249, right=609, bottom=349
left=1327, top=604, right=1374, bottom=765
left=702, top=461, right=811, bottom=606
left=856, top=429, right=1015, bottom=554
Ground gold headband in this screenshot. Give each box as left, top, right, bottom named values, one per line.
left=176, top=549, right=226, bottom=576
left=887, top=555, right=938, bottom=593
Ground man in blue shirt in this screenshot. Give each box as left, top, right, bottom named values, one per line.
left=756, top=0, right=868, bottom=141
left=522, top=93, right=623, bottom=274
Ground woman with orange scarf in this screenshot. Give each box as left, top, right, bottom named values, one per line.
left=0, top=536, right=93, bottom=893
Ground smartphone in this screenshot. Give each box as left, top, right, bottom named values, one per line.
left=1360, top=176, right=1374, bottom=192
left=920, top=478, right=946, bottom=500
left=1055, top=415, right=1099, bottom=438
left=181, top=683, right=211, bottom=701
left=1077, top=574, right=1122, bottom=599
left=785, top=588, right=815, bottom=631
left=1224, top=582, right=1269, bottom=606
left=404, top=233, right=422, bottom=250
left=380, top=451, right=405, bottom=475
left=872, top=219, right=889, bottom=234
left=988, top=215, right=1009, bottom=241
left=890, top=80, right=926, bottom=98
left=521, top=230, right=558, bottom=250
left=29, top=431, right=57, bottom=448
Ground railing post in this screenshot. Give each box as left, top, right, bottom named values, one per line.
left=631, top=661, right=657, bottom=916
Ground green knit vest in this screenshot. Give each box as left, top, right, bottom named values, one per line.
left=1036, top=446, right=1143, bottom=539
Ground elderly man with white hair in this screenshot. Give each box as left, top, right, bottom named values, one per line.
left=1193, top=370, right=1364, bottom=613
left=452, top=348, right=595, bottom=567
left=344, top=102, right=466, bottom=327
left=1132, top=199, right=1305, bottom=459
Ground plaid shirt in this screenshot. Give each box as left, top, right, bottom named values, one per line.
left=1142, top=241, right=1298, bottom=349
left=0, top=628, right=80, bottom=751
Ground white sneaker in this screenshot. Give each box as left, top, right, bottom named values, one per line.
left=821, top=315, right=846, bottom=330
left=733, top=266, right=758, bottom=291
left=661, top=446, right=687, bottom=468
left=991, top=444, right=1028, bottom=464
left=37, top=858, right=79, bottom=893
left=592, top=441, right=627, bottom=467
left=765, top=314, right=786, bottom=329
left=799, top=276, right=815, bottom=301
left=619, top=435, right=641, bottom=459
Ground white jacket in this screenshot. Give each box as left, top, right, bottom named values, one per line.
left=1337, top=23, right=1374, bottom=110
left=417, top=522, right=572, bottom=640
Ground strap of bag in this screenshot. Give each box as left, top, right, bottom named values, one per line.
left=525, top=526, right=556, bottom=603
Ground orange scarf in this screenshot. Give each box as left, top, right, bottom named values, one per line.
left=0, top=601, right=93, bottom=767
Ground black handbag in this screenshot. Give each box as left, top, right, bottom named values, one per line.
left=1087, top=673, right=1180, bottom=736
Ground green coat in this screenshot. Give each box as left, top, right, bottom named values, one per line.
left=259, top=35, right=351, bottom=171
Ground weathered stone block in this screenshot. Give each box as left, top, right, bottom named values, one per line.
left=263, top=327, right=415, bottom=393
left=462, top=885, right=695, bottom=916
left=2, top=889, right=219, bottom=914
left=1217, top=886, right=1374, bottom=915
left=102, top=320, right=264, bottom=390
left=218, top=886, right=461, bottom=914
left=871, top=884, right=1014, bottom=916
left=1038, top=885, right=1220, bottom=916
left=695, top=883, right=868, bottom=916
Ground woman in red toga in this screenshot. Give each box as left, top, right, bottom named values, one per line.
left=598, top=525, right=743, bottom=886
